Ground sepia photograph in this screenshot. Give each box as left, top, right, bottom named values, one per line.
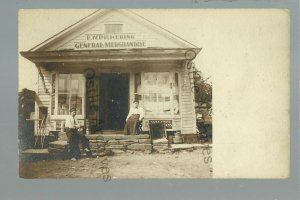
left=0, top=0, right=293, bottom=198
left=18, top=8, right=290, bottom=180
left=19, top=9, right=213, bottom=179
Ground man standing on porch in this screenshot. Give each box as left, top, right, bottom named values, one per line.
left=124, top=101, right=144, bottom=135
left=65, top=108, right=92, bottom=161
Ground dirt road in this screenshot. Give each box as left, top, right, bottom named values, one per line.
left=19, top=149, right=212, bottom=179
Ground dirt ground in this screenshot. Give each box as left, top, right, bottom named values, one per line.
left=19, top=149, right=212, bottom=179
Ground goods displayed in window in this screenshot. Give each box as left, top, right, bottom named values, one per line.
left=135, top=72, right=179, bottom=115
left=56, top=74, right=84, bottom=115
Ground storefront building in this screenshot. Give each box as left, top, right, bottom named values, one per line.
left=21, top=9, right=201, bottom=136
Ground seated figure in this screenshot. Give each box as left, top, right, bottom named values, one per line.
left=124, top=101, right=144, bottom=135
left=65, top=108, right=92, bottom=161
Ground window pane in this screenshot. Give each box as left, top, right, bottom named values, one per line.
left=70, top=94, right=83, bottom=115
left=173, top=73, right=180, bottom=114
left=58, top=94, right=69, bottom=115
left=142, top=72, right=175, bottom=115
left=157, top=73, right=169, bottom=89
left=144, top=93, right=155, bottom=113
left=55, top=74, right=84, bottom=115
left=58, top=74, right=70, bottom=93
left=161, top=94, right=171, bottom=114
left=71, top=79, right=79, bottom=92
left=149, top=93, right=156, bottom=101
left=172, top=73, right=179, bottom=95
left=144, top=73, right=157, bottom=93
left=134, top=73, right=141, bottom=93
left=71, top=74, right=83, bottom=94
left=157, top=94, right=164, bottom=102
left=173, top=95, right=180, bottom=114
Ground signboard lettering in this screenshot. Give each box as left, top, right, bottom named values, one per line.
left=74, top=33, right=146, bottom=49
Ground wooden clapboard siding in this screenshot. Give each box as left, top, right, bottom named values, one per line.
left=56, top=11, right=182, bottom=51
left=36, top=67, right=52, bottom=135
left=38, top=67, right=52, bottom=93
left=37, top=67, right=51, bottom=107
left=180, top=67, right=196, bottom=134
left=173, top=118, right=181, bottom=130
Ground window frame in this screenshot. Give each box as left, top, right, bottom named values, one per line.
left=51, top=73, right=86, bottom=120
left=137, top=71, right=181, bottom=118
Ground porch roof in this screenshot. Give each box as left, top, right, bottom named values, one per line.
left=20, top=48, right=201, bottom=64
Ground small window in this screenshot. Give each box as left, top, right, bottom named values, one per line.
left=104, top=24, right=123, bottom=34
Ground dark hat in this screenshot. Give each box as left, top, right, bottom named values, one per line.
left=70, top=108, right=77, bottom=112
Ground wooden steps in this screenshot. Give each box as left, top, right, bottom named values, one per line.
left=94, top=130, right=125, bottom=135
left=19, top=148, right=50, bottom=161
left=86, top=134, right=149, bottom=140
left=20, top=148, right=49, bottom=155
left=47, top=133, right=151, bottom=158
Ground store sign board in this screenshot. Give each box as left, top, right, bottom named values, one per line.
left=74, top=33, right=147, bottom=49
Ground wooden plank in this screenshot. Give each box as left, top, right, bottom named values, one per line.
left=182, top=120, right=196, bottom=124
left=39, top=103, right=50, bottom=107
left=38, top=95, right=51, bottom=99
left=38, top=82, right=51, bottom=87
left=182, top=120, right=194, bottom=124
left=21, top=149, right=49, bottom=155
left=38, top=80, right=51, bottom=85
left=39, top=101, right=50, bottom=104
left=181, top=99, right=192, bottom=102
left=38, top=97, right=50, bottom=102
left=181, top=93, right=192, bottom=96
left=181, top=121, right=194, bottom=125
left=182, top=114, right=195, bottom=118
left=182, top=125, right=194, bottom=128
left=21, top=48, right=201, bottom=63
left=38, top=100, right=51, bottom=104
left=181, top=104, right=193, bottom=107
left=181, top=113, right=194, bottom=117
left=38, top=82, right=50, bottom=87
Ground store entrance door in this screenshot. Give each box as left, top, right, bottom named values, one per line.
left=99, top=73, right=129, bottom=131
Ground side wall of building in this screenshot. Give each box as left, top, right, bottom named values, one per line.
left=36, top=66, right=52, bottom=134
left=180, top=65, right=197, bottom=134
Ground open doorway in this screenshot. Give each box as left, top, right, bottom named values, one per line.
left=99, top=73, right=129, bottom=131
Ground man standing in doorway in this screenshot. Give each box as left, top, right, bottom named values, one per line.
left=65, top=108, right=92, bottom=161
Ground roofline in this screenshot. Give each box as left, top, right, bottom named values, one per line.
left=126, top=9, right=199, bottom=49
left=27, top=9, right=199, bottom=52
left=29, top=9, right=102, bottom=52
left=21, top=47, right=201, bottom=64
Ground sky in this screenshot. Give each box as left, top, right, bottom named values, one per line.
left=19, top=9, right=214, bottom=91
